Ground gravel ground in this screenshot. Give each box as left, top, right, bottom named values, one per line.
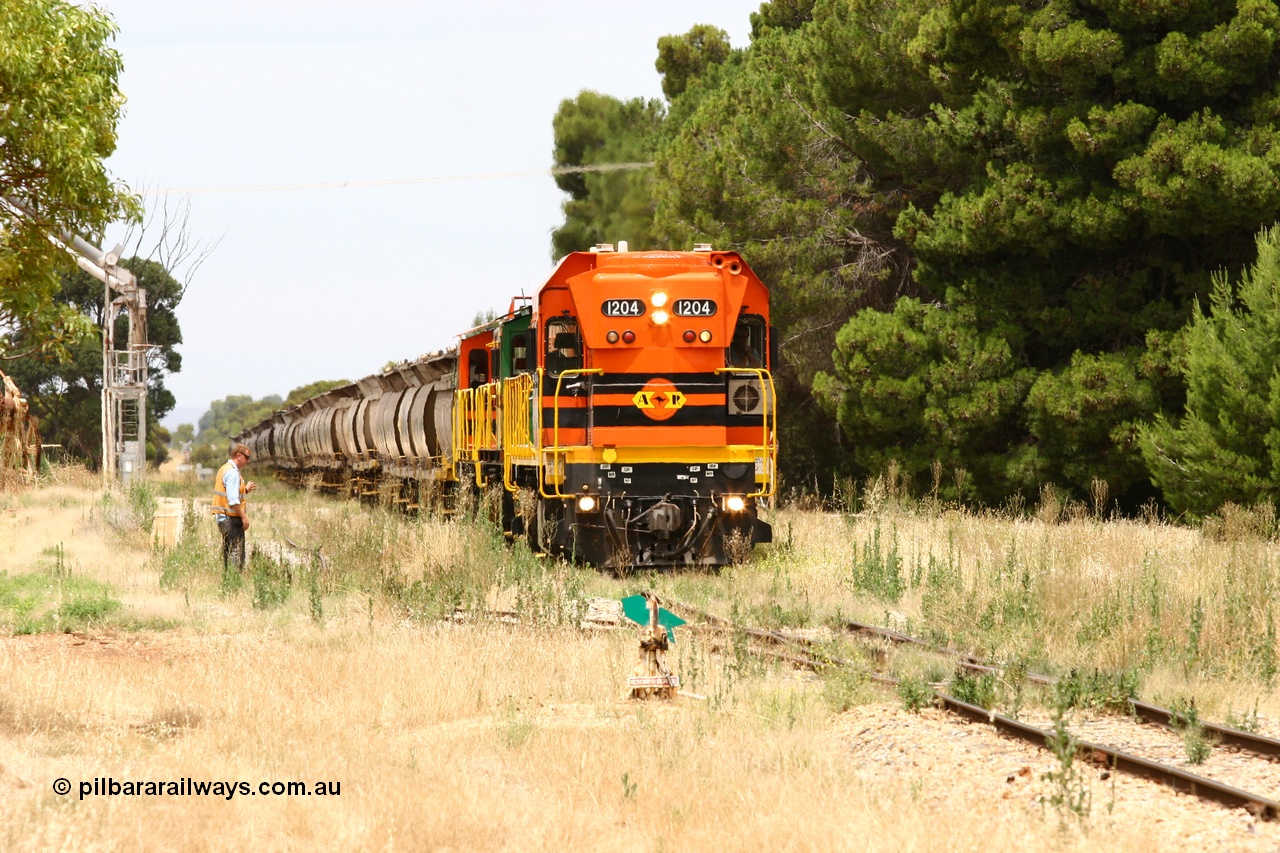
left=1018, top=708, right=1280, bottom=805
left=830, top=703, right=1280, bottom=850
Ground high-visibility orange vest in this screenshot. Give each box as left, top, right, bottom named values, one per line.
left=211, top=460, right=247, bottom=517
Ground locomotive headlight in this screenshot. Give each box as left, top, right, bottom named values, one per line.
left=651, top=291, right=669, bottom=308
left=725, top=495, right=746, bottom=513
left=577, top=494, right=597, bottom=513
left=652, top=310, right=670, bottom=326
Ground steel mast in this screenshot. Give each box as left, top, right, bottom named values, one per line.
left=63, top=233, right=149, bottom=481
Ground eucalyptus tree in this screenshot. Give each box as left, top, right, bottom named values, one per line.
left=0, top=0, right=138, bottom=359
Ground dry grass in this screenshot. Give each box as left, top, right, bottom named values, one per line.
left=631, top=503, right=1280, bottom=720
left=2, top=475, right=1280, bottom=849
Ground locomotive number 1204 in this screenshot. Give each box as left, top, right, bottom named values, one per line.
left=602, top=299, right=645, bottom=317
left=674, top=299, right=717, bottom=317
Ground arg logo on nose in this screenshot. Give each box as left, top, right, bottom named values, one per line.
left=632, top=378, right=686, bottom=421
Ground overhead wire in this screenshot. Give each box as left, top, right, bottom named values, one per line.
left=142, top=162, right=655, bottom=196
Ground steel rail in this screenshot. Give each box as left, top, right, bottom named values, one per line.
left=832, top=617, right=1280, bottom=761
left=741, top=635, right=1280, bottom=819
left=647, top=593, right=879, bottom=660
left=938, top=693, right=1280, bottom=819
left=733, top=633, right=1280, bottom=818
left=1127, top=700, right=1280, bottom=760
left=653, top=595, right=1280, bottom=810
left=840, top=618, right=1054, bottom=683
left=705, top=641, right=900, bottom=686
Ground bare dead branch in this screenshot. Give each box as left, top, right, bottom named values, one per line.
left=120, top=186, right=222, bottom=296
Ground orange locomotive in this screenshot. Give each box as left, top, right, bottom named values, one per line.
left=455, top=245, right=777, bottom=568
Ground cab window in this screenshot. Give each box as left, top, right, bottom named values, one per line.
left=728, top=315, right=766, bottom=368
left=545, top=317, right=582, bottom=375
left=512, top=335, right=529, bottom=372
left=467, top=349, right=489, bottom=388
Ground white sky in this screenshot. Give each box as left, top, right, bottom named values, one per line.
left=95, top=0, right=759, bottom=428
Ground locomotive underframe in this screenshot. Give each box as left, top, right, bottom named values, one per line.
left=508, top=461, right=772, bottom=570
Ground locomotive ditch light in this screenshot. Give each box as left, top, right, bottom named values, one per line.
left=683, top=330, right=696, bottom=343
left=651, top=290, right=669, bottom=308
left=652, top=310, right=670, bottom=326
left=622, top=330, right=636, bottom=344
left=578, top=494, right=598, bottom=513
left=607, top=330, right=620, bottom=344
left=699, top=330, right=712, bottom=343
left=724, top=495, right=746, bottom=513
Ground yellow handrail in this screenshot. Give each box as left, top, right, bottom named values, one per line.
left=541, top=367, right=602, bottom=498
left=452, top=384, right=499, bottom=486
left=475, top=383, right=497, bottom=452
left=451, top=387, right=468, bottom=485
left=451, top=387, right=473, bottom=464
left=501, top=371, right=538, bottom=492
left=714, top=367, right=778, bottom=498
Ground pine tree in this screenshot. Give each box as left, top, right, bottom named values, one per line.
left=1140, top=225, right=1280, bottom=515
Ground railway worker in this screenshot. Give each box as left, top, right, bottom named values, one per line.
left=729, top=325, right=762, bottom=368
left=211, top=443, right=257, bottom=570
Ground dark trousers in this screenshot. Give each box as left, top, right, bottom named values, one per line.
left=217, top=515, right=246, bottom=570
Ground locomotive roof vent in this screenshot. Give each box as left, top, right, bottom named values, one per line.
left=693, top=243, right=713, bottom=252
left=590, top=243, right=616, bottom=253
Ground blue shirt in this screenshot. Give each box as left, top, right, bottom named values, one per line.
left=223, top=459, right=243, bottom=507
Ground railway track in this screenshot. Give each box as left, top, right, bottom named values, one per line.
left=651, top=593, right=1280, bottom=819
left=832, top=614, right=1280, bottom=762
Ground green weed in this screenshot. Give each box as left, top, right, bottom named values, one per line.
left=57, top=595, right=122, bottom=623
left=823, top=668, right=874, bottom=713
left=1042, top=691, right=1090, bottom=821
left=38, top=543, right=70, bottom=577
left=1054, top=669, right=1139, bottom=712
left=1169, top=697, right=1214, bottom=765
left=947, top=668, right=998, bottom=710
left=753, top=689, right=811, bottom=731
left=1224, top=701, right=1261, bottom=733
left=1184, top=595, right=1205, bottom=674
left=308, top=564, right=324, bottom=624
left=127, top=480, right=158, bottom=534
left=1254, top=607, right=1277, bottom=685
left=250, top=548, right=292, bottom=610
left=158, top=501, right=215, bottom=592
left=851, top=523, right=904, bottom=602
left=496, top=697, right=535, bottom=748
left=897, top=675, right=934, bottom=713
